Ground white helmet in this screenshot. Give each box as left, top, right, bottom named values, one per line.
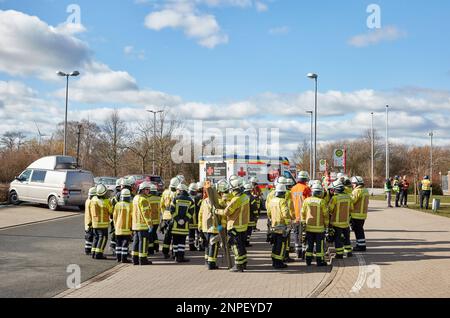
left=177, top=183, right=188, bottom=192
left=230, top=177, right=243, bottom=190
left=96, top=184, right=107, bottom=196
left=138, top=181, right=151, bottom=192
left=149, top=183, right=158, bottom=193
left=337, top=173, right=344, bottom=180
left=188, top=183, right=198, bottom=193
left=275, top=184, right=287, bottom=193
left=170, top=177, right=180, bottom=189
left=243, top=182, right=253, bottom=191
left=120, top=189, right=131, bottom=200
left=88, top=187, right=97, bottom=197
left=332, top=180, right=345, bottom=193
left=125, top=176, right=136, bottom=186
left=249, top=177, right=258, bottom=184
left=197, top=181, right=204, bottom=189
left=229, top=175, right=239, bottom=183
left=216, top=179, right=230, bottom=193
left=176, top=174, right=186, bottom=184
left=277, top=176, right=288, bottom=185
left=115, top=178, right=123, bottom=187
left=297, top=171, right=309, bottom=182
left=311, top=183, right=323, bottom=196
left=351, top=176, right=364, bottom=186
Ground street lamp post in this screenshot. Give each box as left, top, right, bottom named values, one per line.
left=307, top=73, right=318, bottom=179
left=147, top=109, right=164, bottom=175
left=57, top=71, right=80, bottom=156
left=429, top=131, right=433, bottom=196
left=385, top=105, right=389, bottom=181
left=306, top=110, right=313, bottom=178
left=371, top=112, right=374, bottom=196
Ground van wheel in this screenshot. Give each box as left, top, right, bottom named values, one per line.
left=48, top=196, right=59, bottom=211
left=9, top=191, right=21, bottom=205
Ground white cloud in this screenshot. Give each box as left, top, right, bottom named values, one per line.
left=348, top=26, right=406, bottom=47
left=124, top=46, right=134, bottom=55
left=124, top=46, right=146, bottom=60
left=269, top=26, right=289, bottom=35
left=0, top=10, right=91, bottom=79
left=255, top=1, right=268, bottom=12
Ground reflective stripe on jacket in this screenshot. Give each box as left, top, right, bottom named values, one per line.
left=351, top=186, right=369, bottom=220
left=421, top=180, right=431, bottom=191
left=329, top=193, right=353, bottom=228
left=84, top=197, right=93, bottom=231
left=147, top=195, right=161, bottom=225
left=89, top=197, right=113, bottom=229
left=113, top=201, right=132, bottom=235
left=161, top=189, right=176, bottom=220
left=132, top=195, right=152, bottom=231
left=218, top=192, right=250, bottom=232
left=291, top=182, right=312, bottom=222
left=170, top=194, right=194, bottom=235
left=301, top=196, right=329, bottom=233
left=269, top=196, right=291, bottom=234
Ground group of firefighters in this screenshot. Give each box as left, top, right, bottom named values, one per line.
left=84, top=171, right=369, bottom=272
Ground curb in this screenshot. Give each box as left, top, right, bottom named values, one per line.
left=307, top=257, right=340, bottom=298
left=54, top=263, right=128, bottom=298
left=0, top=213, right=80, bottom=230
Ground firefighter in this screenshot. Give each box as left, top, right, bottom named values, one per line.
left=400, top=175, right=410, bottom=207
left=188, top=183, right=200, bottom=251
left=265, top=176, right=286, bottom=243
left=343, top=177, right=353, bottom=195
left=243, top=182, right=259, bottom=247
left=170, top=183, right=194, bottom=263
left=419, top=176, right=432, bottom=209
left=161, top=177, right=180, bottom=258
left=290, top=171, right=312, bottom=259
left=384, top=178, right=393, bottom=208
left=196, top=181, right=207, bottom=251
left=268, top=184, right=291, bottom=269
left=131, top=182, right=152, bottom=266
left=301, top=183, right=329, bottom=266
left=198, top=183, right=227, bottom=270
left=279, top=177, right=295, bottom=262
left=109, top=178, right=123, bottom=256
left=393, top=176, right=401, bottom=207
left=84, top=187, right=97, bottom=255
left=113, top=189, right=133, bottom=263
left=216, top=177, right=249, bottom=272
left=351, top=176, right=369, bottom=252
left=249, top=177, right=262, bottom=232
left=90, top=184, right=113, bottom=260
left=329, top=180, right=354, bottom=259
left=147, top=183, right=161, bottom=255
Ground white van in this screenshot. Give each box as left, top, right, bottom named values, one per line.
left=8, top=156, right=94, bottom=210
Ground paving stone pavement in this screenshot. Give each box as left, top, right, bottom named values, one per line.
left=320, top=200, right=450, bottom=298
left=57, top=217, right=331, bottom=298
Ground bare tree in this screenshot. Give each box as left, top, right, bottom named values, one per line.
left=0, top=131, right=26, bottom=151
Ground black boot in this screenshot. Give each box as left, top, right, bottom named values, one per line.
left=95, top=253, right=107, bottom=260
left=121, top=256, right=130, bottom=263
left=346, top=252, right=353, bottom=257
left=116, top=253, right=122, bottom=263
left=306, top=256, right=313, bottom=266
left=353, top=246, right=366, bottom=252
left=163, top=253, right=170, bottom=259
left=316, top=258, right=327, bottom=267
left=189, top=245, right=198, bottom=251
left=139, top=257, right=151, bottom=265
left=335, top=254, right=344, bottom=259
left=91, top=252, right=96, bottom=259
left=154, top=244, right=159, bottom=253
left=133, top=255, right=139, bottom=265
left=148, top=249, right=155, bottom=255
left=85, top=249, right=91, bottom=255
left=208, top=262, right=219, bottom=270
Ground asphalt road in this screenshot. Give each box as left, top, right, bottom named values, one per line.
left=0, top=212, right=118, bottom=298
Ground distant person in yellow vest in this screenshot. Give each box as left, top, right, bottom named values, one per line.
left=132, top=182, right=152, bottom=265
left=89, top=184, right=113, bottom=260
left=84, top=187, right=97, bottom=255
left=419, top=176, right=432, bottom=210
left=351, top=176, right=369, bottom=252
left=161, top=177, right=180, bottom=258
left=393, top=176, right=401, bottom=207
left=113, top=189, right=133, bottom=263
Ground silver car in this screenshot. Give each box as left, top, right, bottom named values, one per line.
left=8, top=156, right=94, bottom=210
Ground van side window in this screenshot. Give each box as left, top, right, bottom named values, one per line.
left=19, top=169, right=32, bottom=182
left=31, top=170, right=47, bottom=183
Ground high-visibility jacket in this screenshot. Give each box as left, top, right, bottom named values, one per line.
left=421, top=180, right=431, bottom=191
left=89, top=197, right=113, bottom=229
left=329, top=193, right=353, bottom=229
left=247, top=192, right=260, bottom=227
left=265, top=189, right=275, bottom=216
left=384, top=181, right=392, bottom=193
left=147, top=195, right=161, bottom=226
left=268, top=196, right=291, bottom=234
left=301, top=196, right=329, bottom=233
left=285, top=190, right=295, bottom=220
left=132, top=195, right=152, bottom=231
left=344, top=186, right=353, bottom=195
left=113, top=201, right=132, bottom=236
left=189, top=195, right=201, bottom=229
left=198, top=198, right=226, bottom=234
left=393, top=180, right=400, bottom=193
left=170, top=194, right=194, bottom=236
left=217, top=191, right=250, bottom=232
left=84, top=197, right=94, bottom=231
left=161, top=189, right=176, bottom=220
left=351, top=186, right=369, bottom=220
left=291, top=182, right=312, bottom=222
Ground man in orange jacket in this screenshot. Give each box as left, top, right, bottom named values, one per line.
left=290, top=171, right=312, bottom=259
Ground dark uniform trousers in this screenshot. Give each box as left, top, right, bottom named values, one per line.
left=400, top=190, right=408, bottom=206
left=229, top=229, right=247, bottom=266
left=350, top=219, right=366, bottom=248
left=92, top=228, right=108, bottom=258
left=162, top=221, right=173, bottom=256
left=333, top=226, right=352, bottom=256
left=132, top=230, right=149, bottom=264
left=148, top=225, right=159, bottom=254
left=109, top=221, right=116, bottom=255
left=395, top=192, right=402, bottom=207
left=420, top=190, right=431, bottom=209
left=271, top=233, right=287, bottom=266
left=172, top=234, right=187, bottom=260
left=115, top=235, right=131, bottom=262
left=84, top=228, right=94, bottom=254
left=188, top=229, right=198, bottom=250
left=305, top=232, right=325, bottom=262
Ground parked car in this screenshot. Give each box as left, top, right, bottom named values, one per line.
left=94, top=176, right=118, bottom=193
left=124, top=175, right=164, bottom=195
left=8, top=156, right=94, bottom=210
